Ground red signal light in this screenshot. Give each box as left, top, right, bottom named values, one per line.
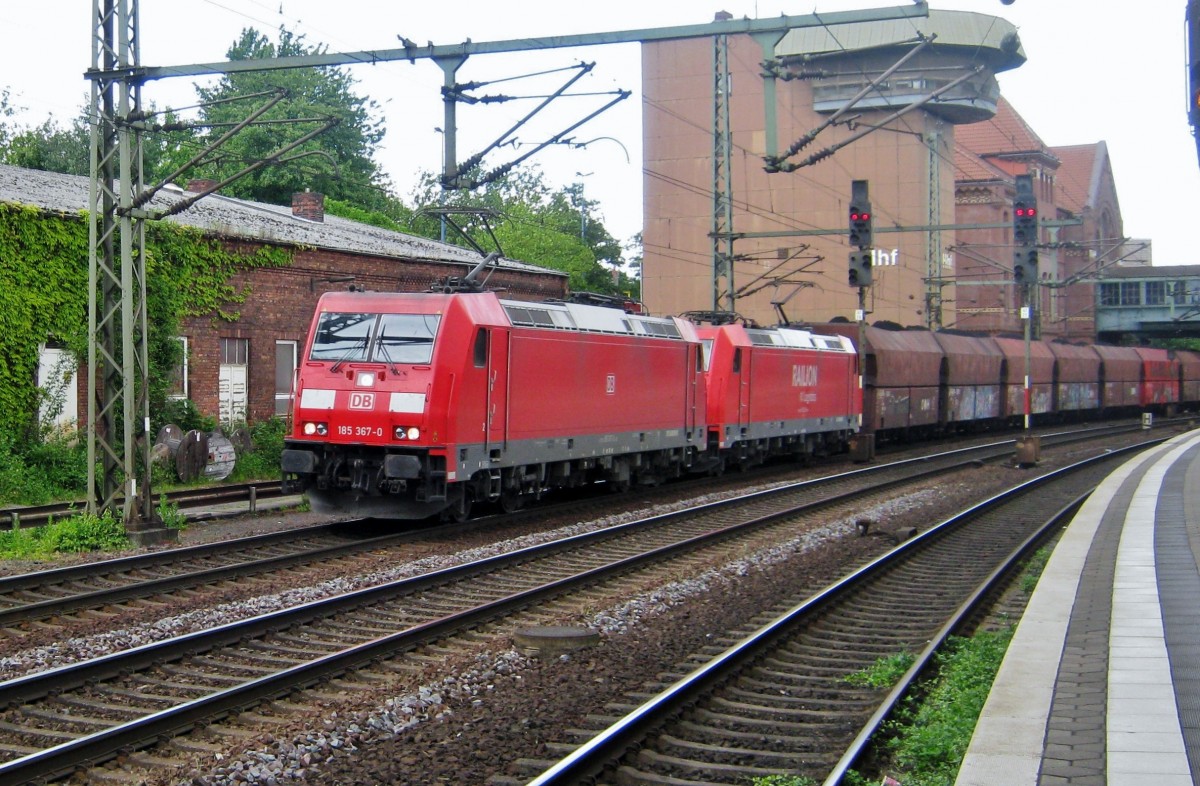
left=851, top=211, right=870, bottom=221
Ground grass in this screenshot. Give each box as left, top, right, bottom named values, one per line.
left=751, top=776, right=817, bottom=786
left=0, top=508, right=129, bottom=559
left=843, top=543, right=1051, bottom=786
left=845, top=652, right=917, bottom=689
left=873, top=628, right=1014, bottom=786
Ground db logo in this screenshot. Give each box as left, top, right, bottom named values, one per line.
left=349, top=392, right=375, bottom=410
left=606, top=374, right=616, bottom=395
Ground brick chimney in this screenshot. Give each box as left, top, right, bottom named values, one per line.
left=292, top=190, right=325, bottom=222
left=187, top=178, right=218, bottom=194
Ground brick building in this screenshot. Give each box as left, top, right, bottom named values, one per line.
left=0, top=163, right=566, bottom=430
left=638, top=8, right=1129, bottom=339
left=954, top=98, right=1130, bottom=339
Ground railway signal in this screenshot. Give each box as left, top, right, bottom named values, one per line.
left=848, top=179, right=873, bottom=249
left=1012, top=174, right=1038, bottom=284
left=848, top=179, right=873, bottom=289
left=848, top=250, right=873, bottom=288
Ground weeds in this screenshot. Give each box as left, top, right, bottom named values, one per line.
left=751, top=776, right=818, bottom=786
left=0, top=509, right=128, bottom=559
left=230, top=417, right=287, bottom=481
left=156, top=495, right=187, bottom=530
left=845, top=652, right=916, bottom=689
left=1020, top=547, right=1051, bottom=595
left=878, top=627, right=1015, bottom=786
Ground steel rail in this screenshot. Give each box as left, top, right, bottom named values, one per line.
left=0, top=422, right=1149, bottom=634
left=0, top=480, right=287, bottom=529
left=0, top=523, right=402, bottom=627
left=522, top=439, right=1159, bottom=785
left=0, top=430, right=1130, bottom=784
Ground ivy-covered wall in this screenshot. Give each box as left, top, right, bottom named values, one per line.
left=0, top=202, right=291, bottom=438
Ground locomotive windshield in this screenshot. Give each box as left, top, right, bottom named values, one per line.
left=310, top=312, right=441, bottom=366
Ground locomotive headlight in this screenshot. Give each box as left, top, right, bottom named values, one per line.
left=393, top=426, right=421, bottom=441
left=355, top=371, right=376, bottom=388
left=393, top=426, right=406, bottom=440
left=303, top=422, right=328, bottom=436
left=406, top=427, right=421, bottom=440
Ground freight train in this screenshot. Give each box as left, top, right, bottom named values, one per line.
left=809, top=322, right=1198, bottom=439
left=280, top=285, right=1200, bottom=521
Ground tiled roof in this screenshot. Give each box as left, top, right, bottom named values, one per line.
left=1050, top=143, right=1104, bottom=214
left=0, top=163, right=558, bottom=276
left=953, top=140, right=1010, bottom=183
left=955, top=95, right=1052, bottom=160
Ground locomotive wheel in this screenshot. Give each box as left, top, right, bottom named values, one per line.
left=441, top=487, right=473, bottom=523
left=607, top=478, right=631, bottom=494
left=499, top=489, right=524, bottom=514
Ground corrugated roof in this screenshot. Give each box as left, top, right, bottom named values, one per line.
left=778, top=9, right=1024, bottom=71
left=0, top=163, right=558, bottom=276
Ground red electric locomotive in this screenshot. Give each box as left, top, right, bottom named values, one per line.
left=281, top=288, right=708, bottom=520
left=693, top=319, right=860, bottom=468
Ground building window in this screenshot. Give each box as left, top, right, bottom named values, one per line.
left=1099, top=283, right=1120, bottom=306
left=1145, top=280, right=1167, bottom=305
left=219, top=338, right=249, bottom=427
left=221, top=337, right=249, bottom=365
left=275, top=340, right=297, bottom=417
left=168, top=337, right=188, bottom=399
left=1119, top=282, right=1140, bottom=306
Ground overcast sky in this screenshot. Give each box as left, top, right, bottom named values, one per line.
left=1, top=1, right=1195, bottom=266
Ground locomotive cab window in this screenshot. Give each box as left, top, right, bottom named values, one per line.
left=375, top=314, right=440, bottom=365
left=310, top=312, right=440, bottom=365
left=310, top=312, right=374, bottom=362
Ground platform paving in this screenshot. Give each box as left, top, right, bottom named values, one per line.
left=956, top=430, right=1200, bottom=785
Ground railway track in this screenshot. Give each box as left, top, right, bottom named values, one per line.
left=0, top=521, right=415, bottom=631
left=0, top=426, right=1145, bottom=784
left=0, top=422, right=1144, bottom=639
left=0, top=481, right=287, bottom=530
left=512, top=442, right=1152, bottom=786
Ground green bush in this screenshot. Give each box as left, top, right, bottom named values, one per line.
left=154, top=398, right=216, bottom=436
left=0, top=508, right=128, bottom=558
left=0, top=431, right=87, bottom=505
left=230, top=417, right=288, bottom=481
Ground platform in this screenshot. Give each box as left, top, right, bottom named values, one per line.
left=957, top=429, right=1200, bottom=785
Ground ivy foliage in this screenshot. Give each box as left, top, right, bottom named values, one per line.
left=0, top=202, right=292, bottom=441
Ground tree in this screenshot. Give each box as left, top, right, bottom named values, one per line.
left=2, top=115, right=89, bottom=175
left=407, top=166, right=628, bottom=295
left=179, top=27, right=390, bottom=210
left=0, top=87, right=14, bottom=150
